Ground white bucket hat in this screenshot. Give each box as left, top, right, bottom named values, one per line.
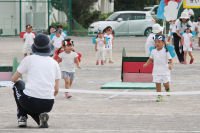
left=152, top=24, right=163, bottom=34
left=180, top=12, right=189, bottom=19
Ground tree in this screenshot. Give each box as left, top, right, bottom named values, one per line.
left=114, top=0, right=159, bottom=11
left=51, top=0, right=98, bottom=28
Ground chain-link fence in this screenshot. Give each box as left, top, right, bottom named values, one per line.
left=0, top=0, right=89, bottom=36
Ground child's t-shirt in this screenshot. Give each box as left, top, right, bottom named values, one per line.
left=58, top=51, right=78, bottom=72
left=23, top=32, right=35, bottom=45
left=150, top=47, right=172, bottom=76
left=197, top=23, right=200, bottom=37
left=61, top=32, right=67, bottom=39
left=104, top=34, right=113, bottom=49
left=182, top=33, right=193, bottom=46
left=52, top=36, right=64, bottom=49
left=96, top=37, right=105, bottom=49
left=191, top=22, right=197, bottom=32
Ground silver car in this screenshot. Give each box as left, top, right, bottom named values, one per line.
left=88, top=11, right=157, bottom=36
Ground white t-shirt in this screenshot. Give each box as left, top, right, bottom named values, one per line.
left=59, top=51, right=78, bottom=72
left=104, top=34, right=113, bottom=49
left=61, top=32, right=66, bottom=38
left=191, top=21, right=197, bottom=31
left=170, top=23, right=176, bottom=33
left=145, top=33, right=155, bottom=57
left=17, top=55, right=61, bottom=99
left=175, top=19, right=192, bottom=33
left=23, top=32, right=35, bottom=45
left=52, top=36, right=64, bottom=49
left=197, top=23, right=200, bottom=37
left=150, top=48, right=172, bottom=76
left=182, top=33, right=193, bottom=46
left=183, top=9, right=194, bottom=18
left=96, top=37, right=105, bottom=49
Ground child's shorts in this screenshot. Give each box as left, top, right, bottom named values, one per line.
left=23, top=44, right=32, bottom=54
left=61, top=71, right=74, bottom=80
left=183, top=45, right=192, bottom=52
left=153, top=75, right=170, bottom=83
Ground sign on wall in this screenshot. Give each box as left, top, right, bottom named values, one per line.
left=183, top=0, right=200, bottom=8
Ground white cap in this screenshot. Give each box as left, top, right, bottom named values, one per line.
left=152, top=24, right=163, bottom=34
left=180, top=12, right=189, bottom=19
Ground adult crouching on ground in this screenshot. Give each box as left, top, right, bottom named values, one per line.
left=173, top=12, right=192, bottom=64
left=11, top=34, right=61, bottom=128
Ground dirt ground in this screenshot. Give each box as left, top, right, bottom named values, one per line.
left=0, top=36, right=200, bottom=133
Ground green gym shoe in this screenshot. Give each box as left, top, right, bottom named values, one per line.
left=166, top=89, right=170, bottom=96
left=156, top=95, right=163, bottom=102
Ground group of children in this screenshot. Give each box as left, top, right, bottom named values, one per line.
left=144, top=11, right=200, bottom=102
left=22, top=24, right=80, bottom=99
left=166, top=12, right=200, bottom=64
left=94, top=26, right=114, bottom=65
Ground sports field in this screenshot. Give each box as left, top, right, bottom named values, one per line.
left=0, top=36, right=200, bottom=133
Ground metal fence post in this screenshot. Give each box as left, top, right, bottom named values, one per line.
left=68, top=0, right=72, bottom=35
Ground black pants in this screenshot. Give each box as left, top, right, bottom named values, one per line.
left=173, top=33, right=184, bottom=62
left=13, top=80, right=54, bottom=125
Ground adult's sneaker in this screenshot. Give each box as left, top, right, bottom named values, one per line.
left=39, top=113, right=49, bottom=128
left=18, top=116, right=27, bottom=127
left=166, top=88, right=171, bottom=96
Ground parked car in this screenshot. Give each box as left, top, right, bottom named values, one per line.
left=144, top=5, right=158, bottom=18
left=88, top=11, right=157, bottom=36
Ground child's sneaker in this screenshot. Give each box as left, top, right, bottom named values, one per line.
left=65, top=92, right=72, bottom=99
left=190, top=58, right=194, bottom=64
left=18, top=116, right=27, bottom=127
left=101, top=60, right=104, bottom=65
left=156, top=95, right=162, bottom=102
left=96, top=61, right=99, bottom=65
left=39, top=113, right=49, bottom=128
left=109, top=60, right=114, bottom=63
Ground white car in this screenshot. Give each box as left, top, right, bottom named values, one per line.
left=88, top=11, right=157, bottom=36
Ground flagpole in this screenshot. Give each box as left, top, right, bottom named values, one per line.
left=178, top=0, right=183, bottom=10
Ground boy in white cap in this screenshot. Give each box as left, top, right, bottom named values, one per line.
left=145, top=23, right=163, bottom=56
left=12, top=34, right=61, bottom=128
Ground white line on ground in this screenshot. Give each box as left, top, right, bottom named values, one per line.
left=0, top=128, right=200, bottom=133
left=104, top=89, right=129, bottom=100
left=59, top=89, right=200, bottom=96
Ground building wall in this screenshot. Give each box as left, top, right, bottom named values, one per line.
left=0, top=0, right=67, bottom=35
left=0, top=2, right=19, bottom=35
left=91, top=0, right=114, bottom=14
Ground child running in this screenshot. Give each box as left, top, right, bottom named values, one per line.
left=57, top=39, right=81, bottom=98
left=23, top=25, right=35, bottom=57
left=143, top=33, right=173, bottom=102
left=57, top=25, right=67, bottom=39
left=104, top=26, right=114, bottom=63
left=95, top=30, right=106, bottom=65
left=182, top=27, right=194, bottom=64
left=52, top=30, right=64, bottom=49
left=145, top=23, right=163, bottom=56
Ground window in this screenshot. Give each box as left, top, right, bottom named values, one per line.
left=116, top=13, right=132, bottom=21
left=132, top=14, right=146, bottom=20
